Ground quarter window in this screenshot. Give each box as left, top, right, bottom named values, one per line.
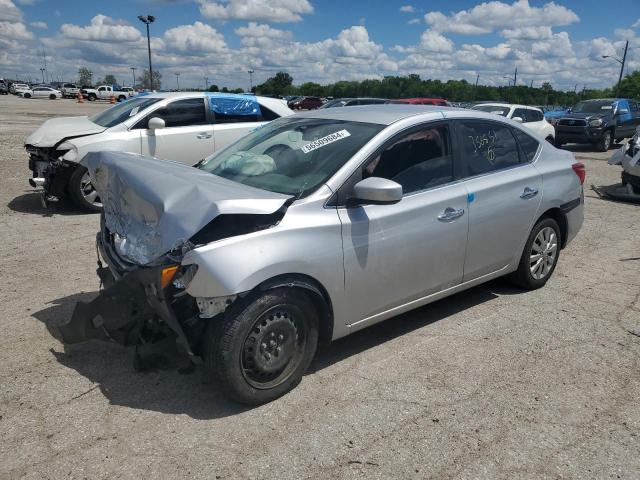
left=136, top=98, right=207, bottom=128
left=512, top=108, right=529, bottom=122
left=512, top=128, right=540, bottom=162
left=364, top=124, right=453, bottom=194
left=458, top=121, right=520, bottom=176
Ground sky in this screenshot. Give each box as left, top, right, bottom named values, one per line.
left=1, top=0, right=639, bottom=91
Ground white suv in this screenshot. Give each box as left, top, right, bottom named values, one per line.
left=471, top=103, right=555, bottom=143
left=25, top=93, right=293, bottom=211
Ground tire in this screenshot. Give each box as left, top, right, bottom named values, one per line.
left=23, top=93, right=31, bottom=98
left=596, top=130, right=613, bottom=152
left=68, top=165, right=102, bottom=212
left=49, top=94, right=56, bottom=100
left=118, top=95, right=126, bottom=102
left=509, top=217, right=561, bottom=290
left=204, top=288, right=319, bottom=405
left=88, top=93, right=97, bottom=101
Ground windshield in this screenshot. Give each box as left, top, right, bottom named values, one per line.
left=471, top=105, right=510, bottom=116
left=572, top=100, right=615, bottom=113
left=199, top=117, right=384, bottom=197
left=89, top=97, right=161, bottom=128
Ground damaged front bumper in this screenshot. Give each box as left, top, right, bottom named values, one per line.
left=26, top=144, right=76, bottom=201
left=57, top=228, right=204, bottom=363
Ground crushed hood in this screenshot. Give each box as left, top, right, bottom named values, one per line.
left=25, top=116, right=106, bottom=147
left=86, top=151, right=292, bottom=265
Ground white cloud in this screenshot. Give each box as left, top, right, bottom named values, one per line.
left=234, top=22, right=292, bottom=48
left=29, top=21, right=47, bottom=29
left=0, top=0, right=22, bottom=22
left=0, top=20, right=33, bottom=39
left=59, top=15, right=141, bottom=43
left=408, top=18, right=421, bottom=25
left=163, top=21, right=227, bottom=53
left=425, top=0, right=579, bottom=35
left=198, top=0, right=313, bottom=23
left=501, top=26, right=552, bottom=40
left=420, top=29, right=454, bottom=53
left=633, top=18, right=640, bottom=28
left=400, top=5, right=415, bottom=13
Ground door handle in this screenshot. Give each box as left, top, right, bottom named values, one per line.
left=520, top=187, right=539, bottom=199
left=437, top=207, right=465, bottom=221
left=196, top=133, right=212, bottom=139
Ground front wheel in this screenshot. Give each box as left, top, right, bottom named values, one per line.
left=23, top=93, right=31, bottom=98
left=509, top=217, right=561, bottom=290
left=596, top=130, right=613, bottom=152
left=204, top=288, right=319, bottom=405
left=68, top=165, right=102, bottom=212
left=88, top=93, right=97, bottom=101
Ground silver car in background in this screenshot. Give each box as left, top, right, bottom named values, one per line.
left=58, top=105, right=585, bottom=404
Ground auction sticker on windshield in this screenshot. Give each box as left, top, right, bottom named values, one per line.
left=301, top=130, right=351, bottom=154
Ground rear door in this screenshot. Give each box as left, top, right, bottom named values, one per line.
left=337, top=121, right=469, bottom=326
left=138, top=97, right=214, bottom=164
left=616, top=100, right=635, bottom=138
left=454, top=119, right=542, bottom=281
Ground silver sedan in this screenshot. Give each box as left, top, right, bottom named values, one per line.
left=61, top=105, right=585, bottom=404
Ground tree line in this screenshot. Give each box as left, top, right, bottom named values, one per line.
left=256, top=71, right=640, bottom=106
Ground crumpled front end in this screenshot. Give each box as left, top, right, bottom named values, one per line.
left=599, top=129, right=640, bottom=202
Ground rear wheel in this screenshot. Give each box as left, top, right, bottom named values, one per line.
left=68, top=165, right=102, bottom=212
left=88, top=93, right=97, bottom=101
left=204, top=288, right=319, bottom=405
left=49, top=94, right=56, bottom=100
left=23, top=93, right=31, bottom=98
left=509, top=217, right=561, bottom=290
left=596, top=130, right=613, bottom=152
left=118, top=95, right=126, bottom=102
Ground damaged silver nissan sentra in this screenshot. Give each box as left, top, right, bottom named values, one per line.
left=58, top=105, right=585, bottom=404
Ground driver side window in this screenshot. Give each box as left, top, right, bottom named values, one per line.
left=363, top=124, right=453, bottom=195
left=133, top=98, right=207, bottom=129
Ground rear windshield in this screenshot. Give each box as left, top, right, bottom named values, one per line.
left=471, top=105, right=510, bottom=116
left=199, top=117, right=384, bottom=198
left=572, top=101, right=615, bottom=113
left=89, top=97, right=161, bottom=128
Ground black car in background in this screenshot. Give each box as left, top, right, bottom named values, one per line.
left=319, top=97, right=388, bottom=108
left=554, top=98, right=640, bottom=151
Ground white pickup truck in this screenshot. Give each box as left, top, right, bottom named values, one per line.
left=81, top=85, right=136, bottom=102
left=60, top=83, right=81, bottom=98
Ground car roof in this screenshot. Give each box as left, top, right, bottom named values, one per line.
left=291, top=104, right=466, bottom=125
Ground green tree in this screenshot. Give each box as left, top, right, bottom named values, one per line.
left=617, top=70, right=640, bottom=99
left=207, top=84, right=219, bottom=92
left=256, top=71, right=294, bottom=96
left=78, top=67, right=93, bottom=86
left=137, top=69, right=162, bottom=90
left=103, top=74, right=117, bottom=86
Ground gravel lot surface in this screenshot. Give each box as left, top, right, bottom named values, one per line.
left=0, top=95, right=639, bottom=480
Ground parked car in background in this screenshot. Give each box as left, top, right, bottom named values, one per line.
left=320, top=98, right=388, bottom=108
left=390, top=98, right=450, bottom=106
left=58, top=104, right=584, bottom=404
left=61, top=83, right=81, bottom=98
left=10, top=83, right=30, bottom=95
left=471, top=103, right=555, bottom=143
left=81, top=84, right=135, bottom=102
left=554, top=99, right=640, bottom=151
left=19, top=86, right=62, bottom=100
left=0, top=79, right=7, bottom=95
left=25, top=93, right=293, bottom=211
left=288, top=96, right=323, bottom=110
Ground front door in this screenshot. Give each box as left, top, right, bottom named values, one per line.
left=338, top=122, right=468, bottom=326
left=139, top=98, right=214, bottom=165
left=454, top=119, right=542, bottom=281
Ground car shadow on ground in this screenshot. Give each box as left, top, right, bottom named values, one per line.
left=32, top=279, right=522, bottom=419
left=8, top=192, right=95, bottom=216
left=560, top=142, right=623, bottom=155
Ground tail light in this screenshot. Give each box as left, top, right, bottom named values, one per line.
left=572, top=162, right=586, bottom=185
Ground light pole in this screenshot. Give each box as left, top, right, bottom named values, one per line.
left=204, top=76, right=209, bottom=91
left=131, top=67, right=137, bottom=89
left=138, top=15, right=156, bottom=90
left=603, top=40, right=629, bottom=96
left=248, top=69, right=254, bottom=92
left=175, top=72, right=180, bottom=91
left=40, top=68, right=45, bottom=84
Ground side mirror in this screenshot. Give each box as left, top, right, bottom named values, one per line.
left=148, top=117, right=165, bottom=132
left=512, top=116, right=524, bottom=123
left=349, top=177, right=402, bottom=206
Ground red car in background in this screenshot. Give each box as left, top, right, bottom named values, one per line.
left=288, top=96, right=324, bottom=110
left=390, top=97, right=450, bottom=106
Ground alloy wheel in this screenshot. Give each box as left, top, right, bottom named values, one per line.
left=80, top=171, right=102, bottom=208
left=529, top=226, right=557, bottom=280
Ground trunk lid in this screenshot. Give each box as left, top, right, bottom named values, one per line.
left=25, top=116, right=107, bottom=147
left=85, top=151, right=292, bottom=265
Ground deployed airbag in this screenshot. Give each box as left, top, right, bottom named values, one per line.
left=85, top=151, right=291, bottom=265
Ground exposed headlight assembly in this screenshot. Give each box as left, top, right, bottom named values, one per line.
left=57, top=141, right=78, bottom=161
left=589, top=118, right=603, bottom=127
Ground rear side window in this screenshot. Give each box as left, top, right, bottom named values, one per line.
left=525, top=109, right=543, bottom=122
left=364, top=124, right=453, bottom=194
left=512, top=108, right=529, bottom=122
left=512, top=128, right=540, bottom=162
left=259, top=105, right=279, bottom=121
left=137, top=98, right=207, bottom=128
left=458, top=121, right=520, bottom=176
